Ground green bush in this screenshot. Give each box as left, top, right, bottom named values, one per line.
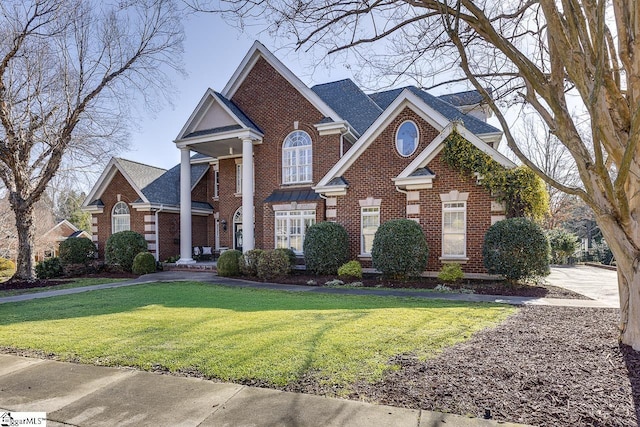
left=372, top=219, right=429, bottom=279
left=35, top=257, right=63, bottom=279
left=132, top=252, right=156, bottom=275
left=303, top=222, right=349, bottom=275
left=547, top=228, right=579, bottom=264
left=274, top=247, right=297, bottom=269
left=217, top=250, right=242, bottom=277
left=438, top=263, right=464, bottom=282
left=59, top=237, right=96, bottom=265
left=257, top=250, right=291, bottom=280
left=0, top=257, right=15, bottom=275
left=338, top=260, right=363, bottom=280
left=105, top=231, right=148, bottom=272
left=483, top=217, right=550, bottom=282
left=241, top=249, right=264, bottom=276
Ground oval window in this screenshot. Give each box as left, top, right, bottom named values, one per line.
left=395, top=121, right=419, bottom=157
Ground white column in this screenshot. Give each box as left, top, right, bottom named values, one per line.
left=242, top=139, right=254, bottom=252
left=177, top=147, right=195, bottom=264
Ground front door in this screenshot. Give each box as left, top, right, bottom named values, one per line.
left=234, top=223, right=243, bottom=252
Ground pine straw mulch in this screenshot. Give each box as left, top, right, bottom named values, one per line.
left=286, top=306, right=637, bottom=427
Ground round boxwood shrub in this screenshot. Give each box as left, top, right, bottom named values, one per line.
left=217, top=249, right=242, bottom=277
left=274, top=247, right=297, bottom=269
left=35, top=257, right=63, bottom=279
left=303, top=222, right=349, bottom=275
left=338, top=260, right=363, bottom=280
left=105, top=231, right=148, bottom=272
left=132, top=252, right=156, bottom=275
left=257, top=249, right=291, bottom=280
left=59, top=237, right=96, bottom=265
left=241, top=249, right=264, bottom=276
left=483, top=217, right=550, bottom=282
left=372, top=219, right=428, bottom=279
left=0, top=257, right=15, bottom=275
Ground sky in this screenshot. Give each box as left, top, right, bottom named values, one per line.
left=123, top=13, right=356, bottom=172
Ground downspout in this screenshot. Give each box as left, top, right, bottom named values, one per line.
left=155, top=205, right=165, bottom=262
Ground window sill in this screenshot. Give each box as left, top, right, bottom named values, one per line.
left=234, top=192, right=242, bottom=197
left=280, top=182, right=313, bottom=188
left=358, top=254, right=372, bottom=260
left=439, top=257, right=468, bottom=264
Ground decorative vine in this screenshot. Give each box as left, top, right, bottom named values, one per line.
left=441, top=131, right=549, bottom=221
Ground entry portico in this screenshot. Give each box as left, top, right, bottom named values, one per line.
left=174, top=89, right=263, bottom=264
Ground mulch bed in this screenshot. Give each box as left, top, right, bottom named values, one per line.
left=0, top=271, right=138, bottom=291
left=265, top=273, right=588, bottom=299
left=281, top=306, right=638, bottom=427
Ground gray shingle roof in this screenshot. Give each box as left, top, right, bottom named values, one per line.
left=116, top=158, right=166, bottom=191
left=311, top=79, right=382, bottom=135
left=137, top=162, right=210, bottom=207
left=327, top=176, right=348, bottom=186
left=368, top=86, right=500, bottom=135
left=264, top=189, right=321, bottom=203
left=214, top=91, right=263, bottom=134
left=438, top=89, right=487, bottom=107
left=184, top=125, right=243, bottom=139
left=409, top=167, right=436, bottom=177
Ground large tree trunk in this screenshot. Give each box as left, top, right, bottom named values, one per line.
left=597, top=215, right=640, bottom=350
left=10, top=198, right=35, bottom=281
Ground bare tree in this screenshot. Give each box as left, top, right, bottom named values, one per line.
left=197, top=0, right=640, bottom=349
left=0, top=0, right=184, bottom=280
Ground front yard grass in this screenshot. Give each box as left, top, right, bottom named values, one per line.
left=0, top=282, right=515, bottom=389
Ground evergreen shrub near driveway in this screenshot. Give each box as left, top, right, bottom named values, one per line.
left=217, top=250, right=242, bottom=277
left=372, top=219, right=429, bottom=279
left=303, top=222, right=349, bottom=275
left=241, top=249, right=264, bottom=276
left=105, top=231, right=148, bottom=272
left=257, top=250, right=291, bottom=280
left=59, top=237, right=96, bottom=265
left=132, top=252, right=156, bottom=275
left=35, top=257, right=63, bottom=279
left=483, top=217, right=550, bottom=282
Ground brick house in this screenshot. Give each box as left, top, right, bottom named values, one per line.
left=84, top=41, right=514, bottom=273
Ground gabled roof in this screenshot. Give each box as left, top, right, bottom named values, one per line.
left=438, top=89, right=487, bottom=107
left=83, top=158, right=167, bottom=207
left=43, top=220, right=79, bottom=239
left=176, top=89, right=263, bottom=141
left=221, top=41, right=343, bottom=124
left=369, top=86, right=500, bottom=136
left=135, top=162, right=209, bottom=207
left=311, top=79, right=382, bottom=135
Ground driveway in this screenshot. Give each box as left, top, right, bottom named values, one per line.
left=547, top=265, right=619, bottom=308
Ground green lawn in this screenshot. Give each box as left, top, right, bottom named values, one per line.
left=0, top=282, right=515, bottom=390
left=0, top=278, right=128, bottom=297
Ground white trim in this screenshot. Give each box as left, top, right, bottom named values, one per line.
left=442, top=200, right=467, bottom=258
left=360, top=206, right=380, bottom=256
left=42, top=220, right=79, bottom=238
left=314, top=121, right=351, bottom=136
left=221, top=41, right=342, bottom=123
left=395, top=120, right=420, bottom=157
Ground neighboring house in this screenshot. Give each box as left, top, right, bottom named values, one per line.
left=38, top=220, right=92, bottom=261
left=84, top=41, right=514, bottom=273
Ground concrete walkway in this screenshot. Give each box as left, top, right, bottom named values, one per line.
left=546, top=265, right=619, bottom=308
left=0, top=270, right=616, bottom=308
left=0, top=354, right=530, bottom=427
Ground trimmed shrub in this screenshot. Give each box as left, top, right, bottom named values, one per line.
left=256, top=250, right=291, bottom=280
left=547, top=228, right=579, bottom=264
left=338, top=260, right=363, bottom=280
left=35, top=257, right=63, bottom=279
left=241, top=249, right=264, bottom=276
left=303, top=222, right=350, bottom=275
left=105, top=231, right=148, bottom=272
left=132, top=252, right=156, bottom=275
left=274, top=247, right=297, bottom=269
left=59, top=237, right=96, bottom=265
left=483, top=217, right=550, bottom=282
left=438, top=263, right=464, bottom=282
left=0, top=258, right=15, bottom=275
left=217, top=250, right=242, bottom=277
left=371, top=219, right=429, bottom=279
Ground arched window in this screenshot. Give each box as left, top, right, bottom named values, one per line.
left=112, top=201, right=130, bottom=234
left=282, top=130, right=312, bottom=184
left=395, top=121, right=419, bottom=157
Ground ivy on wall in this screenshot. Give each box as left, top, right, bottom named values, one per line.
left=441, top=131, right=549, bottom=220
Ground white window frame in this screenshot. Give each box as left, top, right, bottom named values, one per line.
left=442, top=201, right=467, bottom=258
left=236, top=163, right=242, bottom=194
left=282, top=130, right=313, bottom=184
left=395, top=120, right=419, bottom=157
left=361, top=206, right=380, bottom=256
left=275, top=210, right=316, bottom=254
left=112, top=201, right=130, bottom=234
left=214, top=169, right=219, bottom=199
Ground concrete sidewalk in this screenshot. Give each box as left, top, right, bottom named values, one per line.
left=0, top=354, right=530, bottom=427
left=0, top=270, right=616, bottom=308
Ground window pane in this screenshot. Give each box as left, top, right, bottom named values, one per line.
left=363, top=234, right=375, bottom=254
left=443, top=234, right=465, bottom=256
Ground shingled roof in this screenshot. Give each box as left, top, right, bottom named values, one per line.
left=115, top=158, right=167, bottom=191
left=135, top=161, right=210, bottom=208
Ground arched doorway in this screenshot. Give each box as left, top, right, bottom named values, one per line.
left=233, top=207, right=243, bottom=252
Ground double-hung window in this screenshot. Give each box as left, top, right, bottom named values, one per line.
left=112, top=201, right=130, bottom=234
left=282, top=131, right=312, bottom=184
left=442, top=201, right=466, bottom=257
left=361, top=207, right=380, bottom=255
left=275, top=210, right=316, bottom=253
